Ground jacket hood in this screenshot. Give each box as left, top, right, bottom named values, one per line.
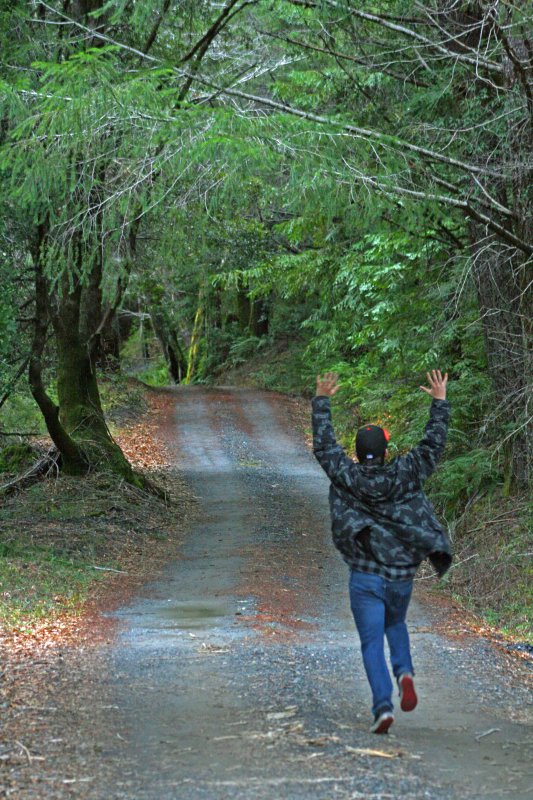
left=351, top=461, right=400, bottom=503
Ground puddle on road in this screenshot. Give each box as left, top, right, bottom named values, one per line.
left=150, top=600, right=235, bottom=630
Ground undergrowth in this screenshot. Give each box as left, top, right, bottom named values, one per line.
left=0, top=471, right=192, bottom=632
left=0, top=379, right=192, bottom=633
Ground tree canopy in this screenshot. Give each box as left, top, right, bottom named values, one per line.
left=0, top=0, right=531, bottom=489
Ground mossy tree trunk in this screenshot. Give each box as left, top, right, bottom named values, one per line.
left=151, top=309, right=188, bottom=384
left=184, top=292, right=204, bottom=384
left=29, top=229, right=138, bottom=481
left=54, top=286, right=135, bottom=478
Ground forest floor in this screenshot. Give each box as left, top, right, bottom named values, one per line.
left=0, top=386, right=532, bottom=798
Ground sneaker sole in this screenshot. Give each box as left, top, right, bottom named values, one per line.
left=400, top=675, right=418, bottom=712
left=370, top=714, right=394, bottom=734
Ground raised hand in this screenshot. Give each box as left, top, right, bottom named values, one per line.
left=316, top=372, right=340, bottom=397
left=420, top=369, right=448, bottom=400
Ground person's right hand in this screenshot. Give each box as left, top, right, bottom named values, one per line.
left=420, top=369, right=448, bottom=400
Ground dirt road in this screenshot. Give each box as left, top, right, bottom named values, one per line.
left=5, top=387, right=531, bottom=799
left=100, top=387, right=531, bottom=799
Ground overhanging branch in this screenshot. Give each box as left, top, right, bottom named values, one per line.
left=340, top=172, right=533, bottom=256
left=188, top=73, right=503, bottom=179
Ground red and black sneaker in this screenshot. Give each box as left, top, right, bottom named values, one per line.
left=370, top=708, right=394, bottom=734
left=399, top=673, right=418, bottom=712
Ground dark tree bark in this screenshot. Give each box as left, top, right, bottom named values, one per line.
left=236, top=280, right=252, bottom=331
left=97, top=316, right=122, bottom=370
left=249, top=298, right=269, bottom=337
left=28, top=226, right=138, bottom=480
left=151, top=309, right=188, bottom=383
left=28, top=227, right=87, bottom=475
left=236, top=279, right=269, bottom=336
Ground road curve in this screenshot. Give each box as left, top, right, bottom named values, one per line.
left=104, top=387, right=532, bottom=799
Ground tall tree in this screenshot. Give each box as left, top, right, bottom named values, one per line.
left=1, top=0, right=254, bottom=476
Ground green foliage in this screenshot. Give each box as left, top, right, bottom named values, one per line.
left=137, top=358, right=170, bottom=387
left=0, top=389, right=48, bottom=437
left=0, top=542, right=99, bottom=629
left=0, top=442, right=35, bottom=473
left=242, top=344, right=311, bottom=396
left=98, top=372, right=146, bottom=415
left=427, top=449, right=500, bottom=514
left=226, top=335, right=266, bottom=368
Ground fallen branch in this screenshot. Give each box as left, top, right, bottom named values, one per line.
left=0, top=447, right=60, bottom=496
left=345, top=745, right=398, bottom=759
left=15, top=741, right=33, bottom=764
left=475, top=727, right=500, bottom=741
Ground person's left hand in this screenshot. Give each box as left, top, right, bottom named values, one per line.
left=316, top=372, right=340, bottom=397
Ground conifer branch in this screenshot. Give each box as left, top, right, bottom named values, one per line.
left=257, top=29, right=431, bottom=88
left=177, top=1, right=258, bottom=103
left=337, top=170, right=533, bottom=256
left=187, top=73, right=503, bottom=179
left=179, top=0, right=247, bottom=64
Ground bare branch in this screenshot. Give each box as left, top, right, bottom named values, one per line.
left=141, top=0, right=172, bottom=57
left=285, top=0, right=504, bottom=74
left=180, top=0, right=253, bottom=63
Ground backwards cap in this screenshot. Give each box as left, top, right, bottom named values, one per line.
left=355, top=425, right=390, bottom=464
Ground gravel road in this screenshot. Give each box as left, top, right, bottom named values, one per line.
left=102, top=387, right=532, bottom=799
left=5, top=386, right=530, bottom=799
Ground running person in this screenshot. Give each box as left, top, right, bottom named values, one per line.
left=312, top=370, right=452, bottom=733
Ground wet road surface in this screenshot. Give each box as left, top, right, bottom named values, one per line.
left=105, top=387, right=532, bottom=799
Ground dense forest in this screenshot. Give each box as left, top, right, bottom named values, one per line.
left=0, top=2, right=531, bottom=636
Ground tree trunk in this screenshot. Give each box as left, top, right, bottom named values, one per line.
left=29, top=229, right=138, bottom=481
left=97, top=316, right=121, bottom=370
left=28, top=229, right=87, bottom=475
left=55, top=322, right=134, bottom=477
left=237, top=279, right=269, bottom=336
left=250, top=298, right=269, bottom=337
left=236, top=280, right=251, bottom=331
left=151, top=309, right=187, bottom=383
left=184, top=293, right=204, bottom=384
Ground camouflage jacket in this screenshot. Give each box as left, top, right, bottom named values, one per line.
left=312, top=396, right=453, bottom=580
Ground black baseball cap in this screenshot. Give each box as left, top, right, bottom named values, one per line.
left=356, top=425, right=390, bottom=463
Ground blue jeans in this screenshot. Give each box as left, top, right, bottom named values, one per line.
left=349, top=570, right=414, bottom=715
